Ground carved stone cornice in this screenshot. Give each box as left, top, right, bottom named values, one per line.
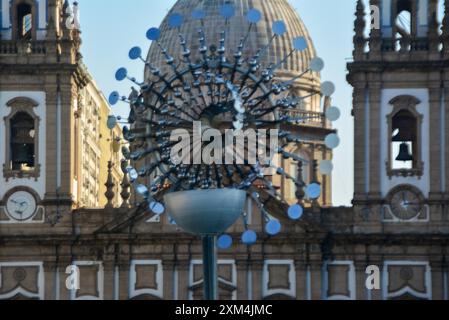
left=0, top=63, right=79, bottom=75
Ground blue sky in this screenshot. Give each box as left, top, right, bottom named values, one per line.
left=79, top=0, right=359, bottom=206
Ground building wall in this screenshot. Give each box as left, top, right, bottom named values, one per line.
left=0, top=0, right=122, bottom=226
left=75, top=80, right=123, bottom=209
left=0, top=217, right=446, bottom=301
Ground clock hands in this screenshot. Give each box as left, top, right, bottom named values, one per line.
left=10, top=199, right=29, bottom=213
left=390, top=189, right=424, bottom=220
left=396, top=191, right=421, bottom=210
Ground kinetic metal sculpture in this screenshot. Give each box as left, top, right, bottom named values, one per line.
left=107, top=4, right=340, bottom=299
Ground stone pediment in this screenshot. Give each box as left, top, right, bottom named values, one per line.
left=6, top=97, right=39, bottom=109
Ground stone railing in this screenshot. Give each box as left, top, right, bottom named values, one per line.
left=280, top=109, right=326, bottom=127
left=381, top=37, right=429, bottom=52
left=0, top=40, right=47, bottom=55
left=29, top=41, right=47, bottom=54
left=0, top=41, right=18, bottom=54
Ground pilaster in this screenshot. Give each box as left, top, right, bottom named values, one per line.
left=429, top=84, right=443, bottom=197
left=236, top=259, right=249, bottom=300
left=162, top=260, right=176, bottom=300
left=353, top=82, right=368, bottom=201
left=177, top=260, right=190, bottom=300
left=368, top=82, right=382, bottom=199
left=310, top=260, right=323, bottom=300
left=250, top=260, right=264, bottom=300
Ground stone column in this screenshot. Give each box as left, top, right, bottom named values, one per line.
left=44, top=85, right=58, bottom=198
left=61, top=84, right=76, bottom=198
left=43, top=261, right=57, bottom=300
left=251, top=261, right=264, bottom=300
left=102, top=260, right=115, bottom=300
left=43, top=77, right=76, bottom=208
left=177, top=260, right=190, bottom=300
left=429, top=85, right=443, bottom=200
left=118, top=261, right=130, bottom=300
left=294, top=259, right=307, bottom=300
left=354, top=261, right=368, bottom=300
left=352, top=83, right=368, bottom=202
left=310, top=260, right=323, bottom=300
left=444, top=255, right=449, bottom=300
left=236, top=260, right=249, bottom=300
left=444, top=82, right=449, bottom=196
left=162, top=260, right=175, bottom=300
left=430, top=259, right=445, bottom=300
left=368, top=82, right=382, bottom=200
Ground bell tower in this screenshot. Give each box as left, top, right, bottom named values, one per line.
left=0, top=0, right=89, bottom=224
left=348, top=0, right=447, bottom=225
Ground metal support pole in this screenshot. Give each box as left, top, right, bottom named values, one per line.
left=202, top=235, right=218, bottom=300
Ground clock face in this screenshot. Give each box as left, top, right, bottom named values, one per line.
left=5, top=191, right=37, bottom=221
left=389, top=187, right=423, bottom=221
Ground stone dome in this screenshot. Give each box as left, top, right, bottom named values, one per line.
left=146, top=0, right=322, bottom=111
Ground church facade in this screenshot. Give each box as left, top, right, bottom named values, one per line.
left=0, top=0, right=448, bottom=300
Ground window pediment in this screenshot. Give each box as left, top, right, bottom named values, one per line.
left=389, top=95, right=421, bottom=109
left=6, top=97, right=39, bottom=109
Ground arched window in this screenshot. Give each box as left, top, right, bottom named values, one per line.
left=3, top=97, right=41, bottom=181
left=387, top=95, right=423, bottom=177
left=10, top=112, right=35, bottom=171
left=11, top=0, right=36, bottom=40
left=17, top=3, right=33, bottom=39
